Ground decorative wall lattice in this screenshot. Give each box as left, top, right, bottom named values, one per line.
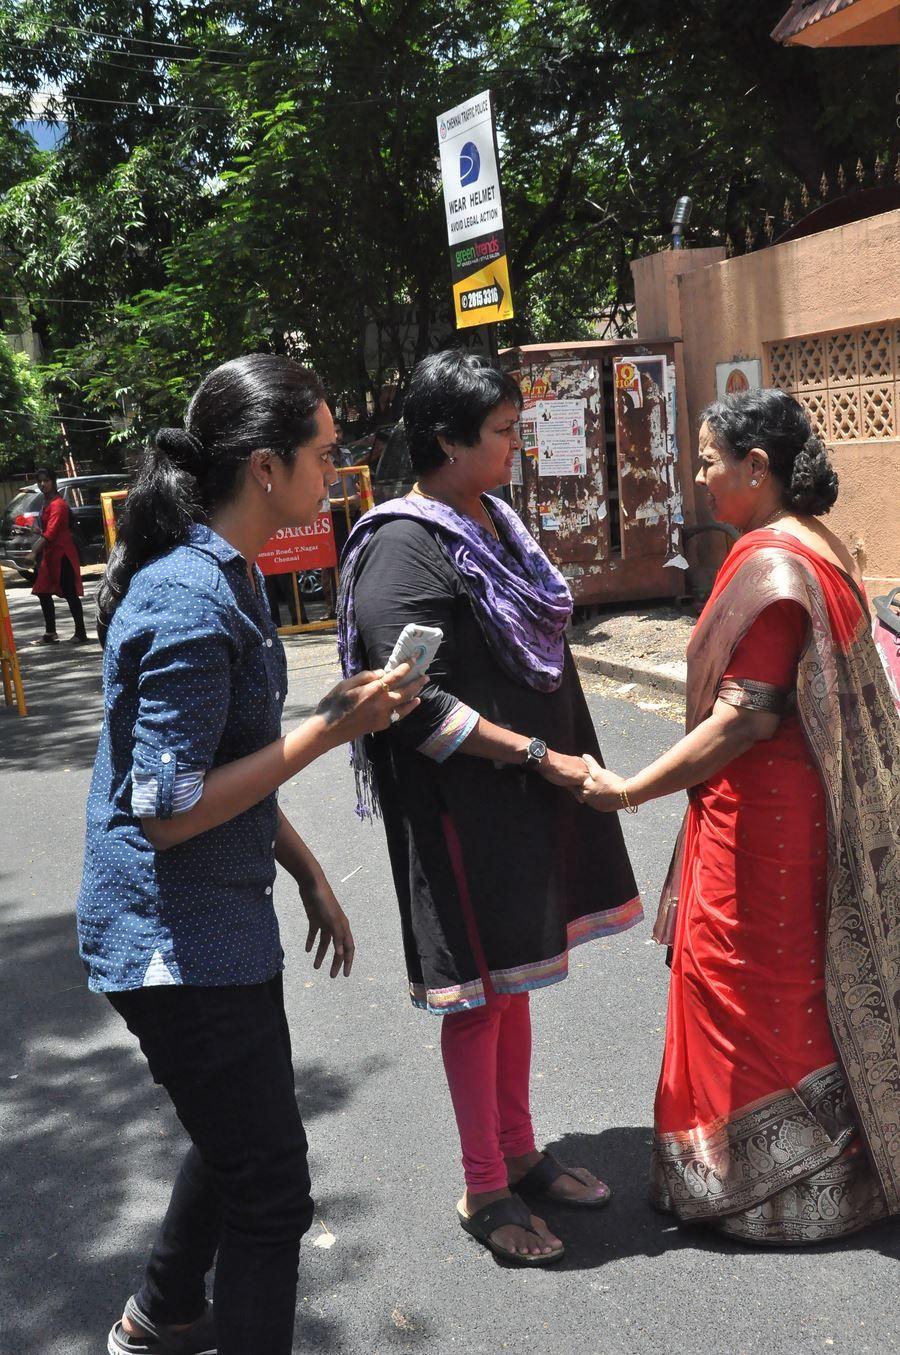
left=765, top=323, right=900, bottom=441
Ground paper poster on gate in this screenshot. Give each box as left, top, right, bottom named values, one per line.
left=535, top=399, right=588, bottom=477
left=614, top=359, right=643, bottom=409
left=519, top=412, right=539, bottom=459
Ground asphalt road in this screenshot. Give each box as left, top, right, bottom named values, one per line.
left=1, top=573, right=897, bottom=1355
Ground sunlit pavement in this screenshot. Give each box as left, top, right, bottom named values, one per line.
left=1, top=569, right=896, bottom=1355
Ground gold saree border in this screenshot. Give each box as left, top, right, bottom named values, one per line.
left=717, top=676, right=792, bottom=714
left=651, top=1064, right=856, bottom=1222
left=661, top=543, right=900, bottom=1215
left=713, top=1149, right=887, bottom=1246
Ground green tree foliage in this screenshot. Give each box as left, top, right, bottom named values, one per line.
left=0, top=0, right=895, bottom=445
left=0, top=331, right=57, bottom=473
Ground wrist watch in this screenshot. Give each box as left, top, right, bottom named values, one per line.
left=523, top=737, right=548, bottom=771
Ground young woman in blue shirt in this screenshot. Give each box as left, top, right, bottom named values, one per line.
left=77, top=354, right=422, bottom=1355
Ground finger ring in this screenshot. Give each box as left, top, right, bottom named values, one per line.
left=379, top=677, right=390, bottom=693
left=390, top=710, right=400, bottom=724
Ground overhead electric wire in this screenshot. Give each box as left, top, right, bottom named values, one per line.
left=0, top=294, right=100, bottom=306
left=2, top=35, right=421, bottom=83
left=1, top=33, right=599, bottom=99
left=0, top=405, right=113, bottom=424
left=4, top=22, right=600, bottom=76
left=20, top=86, right=229, bottom=113
left=2, top=33, right=255, bottom=73
left=19, top=18, right=252, bottom=60
left=2, top=40, right=225, bottom=82
left=15, top=84, right=388, bottom=114
left=2, top=37, right=366, bottom=87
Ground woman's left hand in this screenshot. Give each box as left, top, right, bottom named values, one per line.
left=299, top=874, right=355, bottom=977
left=579, top=753, right=628, bottom=812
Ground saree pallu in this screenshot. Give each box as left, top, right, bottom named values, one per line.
left=651, top=531, right=900, bottom=1245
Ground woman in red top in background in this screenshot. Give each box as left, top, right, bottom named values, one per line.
left=581, top=390, right=899, bottom=1245
left=31, top=466, right=89, bottom=644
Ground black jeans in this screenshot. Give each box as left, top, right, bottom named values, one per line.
left=108, top=974, right=314, bottom=1355
left=37, top=555, right=86, bottom=637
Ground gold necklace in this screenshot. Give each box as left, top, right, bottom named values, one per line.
left=758, top=505, right=790, bottom=531
left=411, top=482, right=499, bottom=540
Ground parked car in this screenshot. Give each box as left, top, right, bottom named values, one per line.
left=0, top=472, right=131, bottom=580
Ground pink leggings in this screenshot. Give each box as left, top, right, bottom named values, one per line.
left=440, top=818, right=536, bottom=1194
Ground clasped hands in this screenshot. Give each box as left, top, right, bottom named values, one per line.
left=539, top=749, right=630, bottom=812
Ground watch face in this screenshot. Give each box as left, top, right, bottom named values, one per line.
left=529, top=739, right=547, bottom=759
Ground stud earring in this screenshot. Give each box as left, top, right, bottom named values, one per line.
left=265, top=482, right=272, bottom=494
left=750, top=479, right=758, bottom=487
left=447, top=456, right=456, bottom=464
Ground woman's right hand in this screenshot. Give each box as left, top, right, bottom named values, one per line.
left=312, top=664, right=426, bottom=745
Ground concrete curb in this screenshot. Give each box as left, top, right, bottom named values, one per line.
left=571, top=644, right=687, bottom=696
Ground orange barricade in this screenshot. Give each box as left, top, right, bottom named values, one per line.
left=100, top=489, right=129, bottom=556
left=261, top=465, right=373, bottom=637
left=0, top=567, right=27, bottom=716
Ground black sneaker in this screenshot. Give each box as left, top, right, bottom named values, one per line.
left=107, top=1296, right=216, bottom=1355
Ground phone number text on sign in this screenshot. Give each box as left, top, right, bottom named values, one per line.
left=460, top=285, right=501, bottom=311
left=258, top=510, right=337, bottom=575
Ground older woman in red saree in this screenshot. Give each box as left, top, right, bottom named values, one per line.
left=581, top=389, right=899, bottom=1245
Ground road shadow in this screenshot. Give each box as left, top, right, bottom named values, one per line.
left=2, top=584, right=105, bottom=772
left=0, top=898, right=388, bottom=1355
left=531, top=1128, right=900, bottom=1271
left=2, top=585, right=331, bottom=772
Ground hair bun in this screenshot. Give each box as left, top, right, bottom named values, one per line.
left=155, top=427, right=204, bottom=476
left=785, top=433, right=839, bottom=516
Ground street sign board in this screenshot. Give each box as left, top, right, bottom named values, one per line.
left=437, top=90, right=514, bottom=330
left=257, top=509, right=337, bottom=576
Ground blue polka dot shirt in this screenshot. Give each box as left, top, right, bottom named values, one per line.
left=77, top=525, right=288, bottom=991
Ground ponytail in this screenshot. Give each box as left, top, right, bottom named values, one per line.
left=97, top=354, right=326, bottom=640
left=97, top=432, right=201, bottom=635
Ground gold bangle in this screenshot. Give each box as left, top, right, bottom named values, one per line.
left=619, top=785, right=638, bottom=814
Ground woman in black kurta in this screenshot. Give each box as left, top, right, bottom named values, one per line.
left=340, top=351, right=641, bottom=1266
left=353, top=518, right=640, bottom=1003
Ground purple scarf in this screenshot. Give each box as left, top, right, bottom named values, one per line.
left=337, top=493, right=573, bottom=816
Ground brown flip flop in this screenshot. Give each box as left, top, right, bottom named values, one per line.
left=514, top=1150, right=612, bottom=1209
left=457, top=1192, right=565, bottom=1266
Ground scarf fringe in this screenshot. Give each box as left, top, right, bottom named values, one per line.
left=351, top=736, right=381, bottom=822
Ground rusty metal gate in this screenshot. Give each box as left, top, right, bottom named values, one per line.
left=501, top=340, right=687, bottom=606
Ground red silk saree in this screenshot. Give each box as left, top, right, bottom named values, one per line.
left=652, top=530, right=900, bottom=1244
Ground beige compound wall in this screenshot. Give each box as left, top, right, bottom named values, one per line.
left=632, top=210, right=900, bottom=597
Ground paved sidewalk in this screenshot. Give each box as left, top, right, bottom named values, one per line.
left=570, top=604, right=693, bottom=697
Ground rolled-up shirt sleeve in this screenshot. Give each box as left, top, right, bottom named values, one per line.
left=352, top=521, right=480, bottom=762
left=131, top=768, right=206, bottom=817
left=130, top=580, right=233, bottom=819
